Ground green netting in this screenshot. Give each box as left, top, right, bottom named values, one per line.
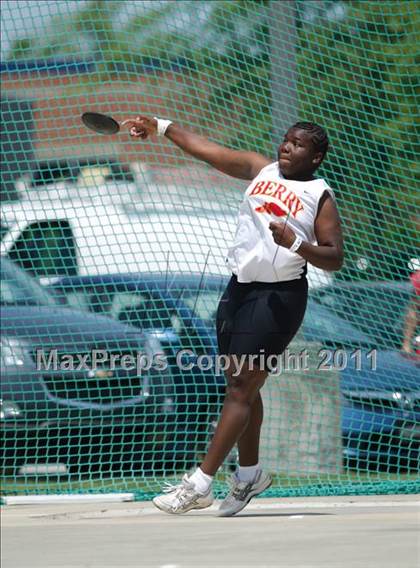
left=1, top=0, right=419, bottom=500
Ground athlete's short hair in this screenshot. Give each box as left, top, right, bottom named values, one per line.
left=292, top=121, right=329, bottom=159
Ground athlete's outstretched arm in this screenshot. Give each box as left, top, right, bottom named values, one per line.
left=121, top=116, right=270, bottom=180
left=269, top=192, right=344, bottom=271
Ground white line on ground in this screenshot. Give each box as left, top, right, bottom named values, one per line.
left=3, top=495, right=419, bottom=511
left=219, top=500, right=420, bottom=510
left=2, top=493, right=135, bottom=505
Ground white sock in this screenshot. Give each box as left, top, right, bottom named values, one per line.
left=188, top=467, right=213, bottom=494
left=237, top=463, right=260, bottom=483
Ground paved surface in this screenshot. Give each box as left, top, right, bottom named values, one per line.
left=2, top=495, right=419, bottom=568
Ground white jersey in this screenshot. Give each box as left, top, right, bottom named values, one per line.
left=226, top=162, right=334, bottom=283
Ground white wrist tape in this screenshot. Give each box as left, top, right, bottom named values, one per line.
left=154, top=117, right=173, bottom=136
left=289, top=235, right=303, bottom=253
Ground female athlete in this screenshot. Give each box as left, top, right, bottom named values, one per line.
left=122, top=116, right=344, bottom=516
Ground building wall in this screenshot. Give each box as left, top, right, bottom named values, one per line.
left=1, top=70, right=221, bottom=165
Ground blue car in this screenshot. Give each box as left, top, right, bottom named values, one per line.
left=48, top=272, right=420, bottom=473
left=1, top=258, right=189, bottom=476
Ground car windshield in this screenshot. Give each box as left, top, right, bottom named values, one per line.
left=302, top=300, right=373, bottom=347
left=171, top=288, right=224, bottom=325
left=50, top=277, right=373, bottom=347
left=0, top=257, right=58, bottom=306
left=311, top=285, right=411, bottom=348
left=59, top=280, right=224, bottom=327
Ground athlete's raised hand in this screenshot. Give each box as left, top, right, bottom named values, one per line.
left=121, top=116, right=157, bottom=139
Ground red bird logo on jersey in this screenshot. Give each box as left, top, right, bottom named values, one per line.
left=249, top=180, right=304, bottom=217
left=255, top=201, right=288, bottom=217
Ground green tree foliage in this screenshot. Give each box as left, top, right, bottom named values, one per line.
left=8, top=0, right=121, bottom=62
left=296, top=0, right=418, bottom=279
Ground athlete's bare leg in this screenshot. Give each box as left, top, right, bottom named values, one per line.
left=200, top=361, right=268, bottom=476
left=237, top=391, right=264, bottom=466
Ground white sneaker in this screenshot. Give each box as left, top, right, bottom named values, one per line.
left=152, top=474, right=214, bottom=515
left=218, top=470, right=272, bottom=517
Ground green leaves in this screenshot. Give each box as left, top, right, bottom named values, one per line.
left=297, top=1, right=418, bottom=279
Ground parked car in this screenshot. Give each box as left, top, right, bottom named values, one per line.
left=311, top=281, right=415, bottom=350
left=0, top=258, right=223, bottom=477
left=0, top=204, right=239, bottom=277
left=47, top=272, right=420, bottom=473
left=0, top=201, right=333, bottom=288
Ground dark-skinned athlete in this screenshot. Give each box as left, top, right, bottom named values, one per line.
left=121, top=115, right=344, bottom=516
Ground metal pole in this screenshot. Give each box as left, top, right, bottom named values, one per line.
left=269, top=0, right=298, bottom=151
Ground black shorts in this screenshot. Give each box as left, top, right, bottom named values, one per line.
left=216, top=274, right=308, bottom=357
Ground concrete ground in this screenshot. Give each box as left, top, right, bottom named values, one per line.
left=1, top=495, right=419, bottom=568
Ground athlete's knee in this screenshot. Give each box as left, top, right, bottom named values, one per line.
left=226, top=368, right=267, bottom=404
